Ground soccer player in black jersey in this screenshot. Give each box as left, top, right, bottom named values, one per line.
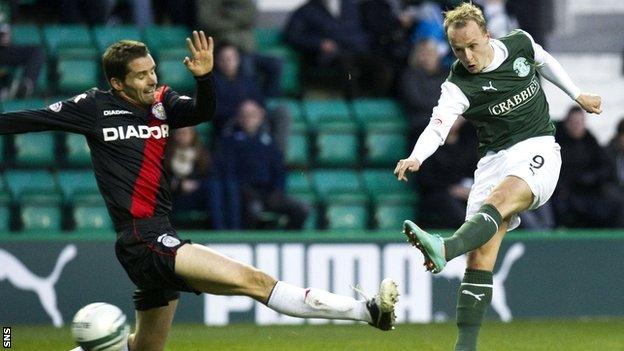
left=0, top=31, right=398, bottom=350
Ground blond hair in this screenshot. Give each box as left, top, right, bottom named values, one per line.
left=443, top=2, right=487, bottom=36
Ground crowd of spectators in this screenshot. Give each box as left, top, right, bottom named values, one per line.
left=3, top=0, right=623, bottom=231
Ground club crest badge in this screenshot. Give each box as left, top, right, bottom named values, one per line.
left=151, top=102, right=167, bottom=120
left=513, top=57, right=530, bottom=77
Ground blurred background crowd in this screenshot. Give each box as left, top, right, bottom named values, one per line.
left=1, top=0, right=623, bottom=233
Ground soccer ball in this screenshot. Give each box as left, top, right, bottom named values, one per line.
left=71, top=302, right=130, bottom=351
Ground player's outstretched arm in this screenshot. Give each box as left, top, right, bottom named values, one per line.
left=183, top=30, right=214, bottom=77
left=575, top=93, right=602, bottom=115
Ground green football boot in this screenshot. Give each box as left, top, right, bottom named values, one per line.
left=402, top=220, right=446, bottom=274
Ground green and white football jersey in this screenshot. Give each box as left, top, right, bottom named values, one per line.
left=447, top=30, right=555, bottom=156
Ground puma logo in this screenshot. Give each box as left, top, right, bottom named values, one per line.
left=437, top=243, right=525, bottom=322
left=482, top=81, right=497, bottom=91
left=0, top=245, right=77, bottom=327
left=461, top=289, right=485, bottom=301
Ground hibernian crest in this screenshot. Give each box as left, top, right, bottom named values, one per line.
left=513, top=57, right=531, bottom=77
left=151, top=102, right=167, bottom=120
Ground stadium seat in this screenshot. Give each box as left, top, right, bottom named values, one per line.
left=11, top=24, right=43, bottom=46
left=42, top=25, right=97, bottom=58
left=143, top=25, right=189, bottom=59
left=362, top=169, right=416, bottom=202
left=312, top=169, right=365, bottom=201
left=286, top=124, right=310, bottom=167
left=302, top=99, right=353, bottom=128
left=157, top=58, right=195, bottom=93
left=325, top=198, right=368, bottom=230
left=253, top=28, right=284, bottom=52
left=93, top=25, right=142, bottom=53
left=374, top=201, right=418, bottom=230
left=315, top=123, right=359, bottom=167
left=364, top=127, right=408, bottom=166
left=73, top=204, right=112, bottom=230
left=0, top=135, right=4, bottom=166
left=194, top=123, right=213, bottom=146
left=13, top=132, right=56, bottom=167
left=57, top=58, right=99, bottom=93
left=57, top=170, right=100, bottom=203
left=266, top=98, right=306, bottom=126
left=352, top=98, right=407, bottom=128
left=287, top=171, right=312, bottom=195
left=0, top=204, right=10, bottom=231
left=64, top=133, right=92, bottom=167
left=277, top=52, right=301, bottom=96
left=21, top=204, right=62, bottom=231
left=4, top=170, right=61, bottom=202
left=1, top=98, right=47, bottom=112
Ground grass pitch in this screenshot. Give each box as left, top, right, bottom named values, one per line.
left=10, top=319, right=624, bottom=350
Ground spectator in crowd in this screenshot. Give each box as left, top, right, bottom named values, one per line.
left=416, top=117, right=478, bottom=228
left=359, top=0, right=413, bottom=66
left=554, top=106, right=624, bottom=228
left=217, top=100, right=310, bottom=230
left=213, top=42, right=290, bottom=152
left=474, top=0, right=518, bottom=39
left=284, top=0, right=394, bottom=97
left=196, top=0, right=283, bottom=98
left=399, top=39, right=449, bottom=136
left=605, top=118, right=624, bottom=189
left=59, top=0, right=114, bottom=25
left=165, top=127, right=241, bottom=230
left=0, top=0, right=45, bottom=99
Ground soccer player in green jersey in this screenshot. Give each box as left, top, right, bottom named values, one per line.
left=394, top=3, right=601, bottom=351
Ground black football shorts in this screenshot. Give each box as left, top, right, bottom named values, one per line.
left=114, top=216, right=200, bottom=311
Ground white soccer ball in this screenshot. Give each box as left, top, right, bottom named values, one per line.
left=71, top=302, right=130, bottom=351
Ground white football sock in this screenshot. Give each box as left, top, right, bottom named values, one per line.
left=267, top=281, right=371, bottom=322
left=69, top=347, right=84, bottom=351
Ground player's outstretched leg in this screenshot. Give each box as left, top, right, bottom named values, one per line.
left=268, top=278, right=399, bottom=331
left=403, top=204, right=503, bottom=273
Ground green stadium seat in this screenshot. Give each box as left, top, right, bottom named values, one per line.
left=143, top=25, right=189, bottom=59
left=312, top=169, right=365, bottom=201
left=4, top=170, right=62, bottom=204
left=0, top=135, right=4, bottom=166
left=374, top=201, right=418, bottom=230
left=57, top=170, right=100, bottom=203
left=93, top=25, right=142, bottom=53
left=13, top=132, right=56, bottom=167
left=278, top=53, right=300, bottom=96
left=287, top=171, right=312, bottom=195
left=11, top=24, right=43, bottom=46
left=286, top=124, right=309, bottom=167
left=315, top=123, right=359, bottom=167
left=157, top=58, right=195, bottom=93
left=325, top=198, right=368, bottom=230
left=266, top=98, right=305, bottom=126
left=0, top=205, right=10, bottom=231
left=194, top=123, right=213, bottom=146
left=254, top=28, right=283, bottom=52
left=362, top=169, right=416, bottom=202
left=364, top=127, right=408, bottom=166
left=57, top=58, right=99, bottom=93
left=303, top=99, right=353, bottom=128
left=64, top=133, right=91, bottom=167
left=352, top=98, right=407, bottom=128
left=21, top=204, right=62, bottom=231
left=73, top=204, right=112, bottom=230
left=1, top=98, right=47, bottom=112
left=42, top=25, right=96, bottom=58
left=291, top=191, right=317, bottom=230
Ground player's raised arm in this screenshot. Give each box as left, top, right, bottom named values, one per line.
left=183, top=30, right=214, bottom=77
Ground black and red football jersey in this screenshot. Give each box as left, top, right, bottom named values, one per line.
left=0, top=74, right=215, bottom=231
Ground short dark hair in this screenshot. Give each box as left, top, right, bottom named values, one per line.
left=102, top=40, right=150, bottom=85
left=565, top=105, right=584, bottom=120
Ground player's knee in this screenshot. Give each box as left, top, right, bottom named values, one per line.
left=466, top=248, right=495, bottom=271
left=242, top=267, right=276, bottom=297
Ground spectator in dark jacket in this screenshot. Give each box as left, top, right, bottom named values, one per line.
left=217, top=100, right=309, bottom=230
left=284, top=0, right=393, bottom=97
left=605, top=118, right=624, bottom=189
left=553, top=106, right=624, bottom=228
left=213, top=43, right=290, bottom=152
left=417, top=117, right=478, bottom=228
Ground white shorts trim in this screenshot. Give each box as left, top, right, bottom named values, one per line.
left=465, top=136, right=562, bottom=231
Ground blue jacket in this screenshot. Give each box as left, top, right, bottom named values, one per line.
left=284, top=0, right=370, bottom=56
left=217, top=128, right=286, bottom=193
left=213, top=70, right=264, bottom=133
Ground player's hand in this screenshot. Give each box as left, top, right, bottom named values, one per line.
left=394, top=159, right=421, bottom=182
left=575, top=93, right=602, bottom=114
left=183, top=30, right=214, bottom=77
